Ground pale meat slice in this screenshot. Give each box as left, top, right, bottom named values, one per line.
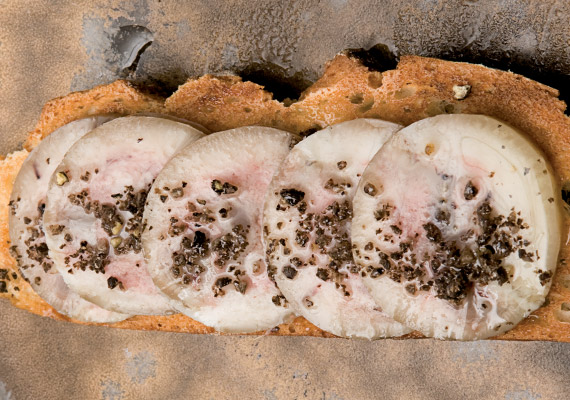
left=142, top=127, right=295, bottom=333
left=263, top=119, right=410, bottom=339
left=352, top=115, right=561, bottom=340
left=9, top=117, right=129, bottom=323
left=44, top=116, right=205, bottom=315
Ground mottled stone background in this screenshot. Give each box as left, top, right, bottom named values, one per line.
left=1, top=1, right=570, bottom=399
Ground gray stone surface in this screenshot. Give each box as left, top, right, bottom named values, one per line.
left=1, top=1, right=570, bottom=399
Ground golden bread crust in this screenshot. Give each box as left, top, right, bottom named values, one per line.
left=24, top=80, right=165, bottom=150
left=3, top=55, right=570, bottom=341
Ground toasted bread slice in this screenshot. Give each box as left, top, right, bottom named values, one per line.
left=2, top=54, right=569, bottom=340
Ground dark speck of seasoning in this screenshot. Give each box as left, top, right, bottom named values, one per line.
left=282, top=265, right=298, bottom=279
left=211, top=277, right=234, bottom=296
left=337, top=161, right=347, bottom=170
left=363, top=183, right=377, bottom=196
left=435, top=209, right=450, bottom=224
left=0, top=281, right=7, bottom=293
left=171, top=187, right=184, bottom=198
left=518, top=249, right=534, bottom=262
left=423, top=222, right=442, bottom=242
left=548, top=197, right=554, bottom=203
left=272, top=294, right=286, bottom=306
left=405, top=283, right=416, bottom=294
left=524, top=167, right=530, bottom=176
left=107, top=276, right=120, bottom=289
left=539, top=270, right=552, bottom=286
left=215, top=276, right=232, bottom=288
left=316, top=268, right=329, bottom=281
left=211, top=180, right=238, bottom=195
left=390, top=225, right=402, bottom=235
left=48, top=225, right=65, bottom=235
left=464, top=181, right=478, bottom=200
left=279, top=188, right=305, bottom=206
left=137, top=138, right=143, bottom=143
left=234, top=280, right=247, bottom=294
left=160, top=195, right=168, bottom=203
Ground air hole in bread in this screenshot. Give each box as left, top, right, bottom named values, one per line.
left=561, top=182, right=570, bottom=214
left=237, top=61, right=312, bottom=103
left=344, top=43, right=398, bottom=73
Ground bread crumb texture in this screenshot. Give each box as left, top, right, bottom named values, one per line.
left=3, top=55, right=570, bottom=341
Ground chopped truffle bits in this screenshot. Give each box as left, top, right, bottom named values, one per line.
left=212, top=275, right=246, bottom=297
left=272, top=294, right=287, bottom=307
left=171, top=231, right=209, bottom=284
left=464, top=181, right=478, bottom=200
left=107, top=276, right=124, bottom=290
left=337, top=161, right=347, bottom=170
left=282, top=265, right=298, bottom=279
left=171, top=196, right=252, bottom=296
left=8, top=199, right=18, bottom=216
left=374, top=204, right=392, bottom=221
left=324, top=179, right=351, bottom=195
left=80, top=171, right=91, bottom=181
left=366, top=200, right=537, bottom=304
left=268, top=198, right=355, bottom=297
left=363, top=183, right=377, bottom=196
left=14, top=212, right=55, bottom=274
left=279, top=188, right=305, bottom=206
left=538, top=270, right=552, bottom=286
left=48, top=225, right=65, bottom=235
left=171, top=187, right=184, bottom=198
left=211, top=180, right=238, bottom=195
left=211, top=225, right=249, bottom=267
left=65, top=184, right=151, bottom=273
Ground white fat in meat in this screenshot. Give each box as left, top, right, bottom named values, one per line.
left=352, top=114, right=561, bottom=340
left=263, top=119, right=410, bottom=339
left=43, top=116, right=205, bottom=315
left=9, top=117, right=129, bottom=322
left=142, top=127, right=295, bottom=333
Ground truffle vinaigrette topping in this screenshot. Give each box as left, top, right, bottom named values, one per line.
left=44, top=116, right=204, bottom=315
left=351, top=115, right=561, bottom=340
left=142, top=127, right=294, bottom=333
left=263, top=119, right=410, bottom=339
left=8, top=117, right=129, bottom=323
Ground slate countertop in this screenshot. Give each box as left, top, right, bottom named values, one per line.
left=1, top=1, right=570, bottom=399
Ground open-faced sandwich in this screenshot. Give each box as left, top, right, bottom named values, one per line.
left=1, top=52, right=569, bottom=341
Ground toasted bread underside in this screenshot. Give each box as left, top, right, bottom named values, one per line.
left=2, top=55, right=570, bottom=341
